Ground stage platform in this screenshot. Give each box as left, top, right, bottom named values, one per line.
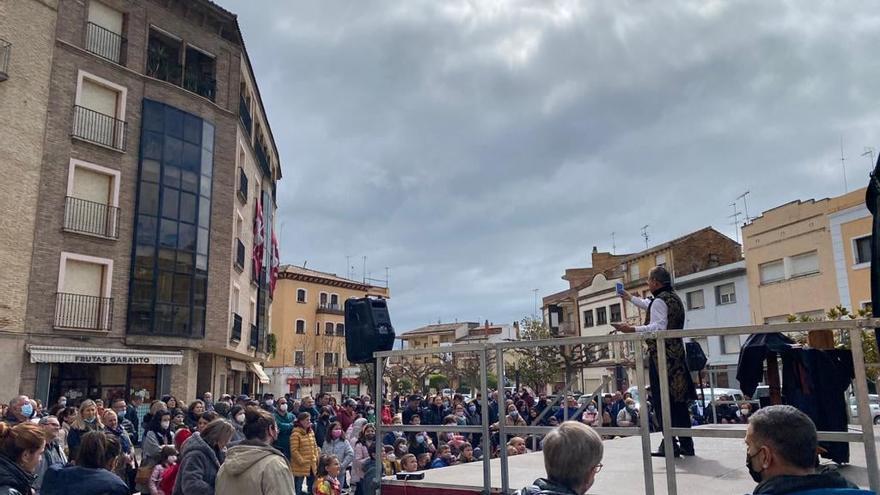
left=381, top=425, right=879, bottom=494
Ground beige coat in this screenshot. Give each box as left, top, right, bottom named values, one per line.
left=215, top=442, right=295, bottom=495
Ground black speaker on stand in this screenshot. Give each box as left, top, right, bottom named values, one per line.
left=345, top=297, right=395, bottom=364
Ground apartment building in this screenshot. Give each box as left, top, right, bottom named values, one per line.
left=6, top=0, right=281, bottom=405
left=0, top=0, right=59, bottom=401
left=266, top=265, right=390, bottom=398
left=743, top=187, right=870, bottom=324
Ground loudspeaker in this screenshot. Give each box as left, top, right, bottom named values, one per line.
left=345, top=297, right=395, bottom=363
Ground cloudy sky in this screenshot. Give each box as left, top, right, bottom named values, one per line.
left=223, top=0, right=880, bottom=332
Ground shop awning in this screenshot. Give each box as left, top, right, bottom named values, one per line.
left=28, top=345, right=183, bottom=365
left=249, top=362, right=270, bottom=384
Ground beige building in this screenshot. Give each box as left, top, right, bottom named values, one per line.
left=743, top=187, right=870, bottom=324
left=0, top=0, right=59, bottom=401
left=266, top=265, right=389, bottom=398
left=3, top=0, right=281, bottom=406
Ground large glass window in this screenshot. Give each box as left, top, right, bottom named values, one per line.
left=128, top=99, right=213, bottom=337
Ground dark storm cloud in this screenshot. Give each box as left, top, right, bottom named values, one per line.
left=222, top=0, right=880, bottom=330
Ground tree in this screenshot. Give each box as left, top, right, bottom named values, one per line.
left=357, top=363, right=376, bottom=398
left=514, top=317, right=561, bottom=392
left=429, top=374, right=449, bottom=391
left=386, top=359, right=438, bottom=396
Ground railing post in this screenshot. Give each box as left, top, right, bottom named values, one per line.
left=655, top=335, right=678, bottom=495
left=495, top=346, right=509, bottom=494
left=479, top=348, right=492, bottom=493
left=635, top=342, right=655, bottom=495
left=850, top=325, right=880, bottom=492
left=374, top=354, right=384, bottom=494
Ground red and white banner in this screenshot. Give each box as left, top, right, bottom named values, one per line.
left=270, top=230, right=279, bottom=296
left=253, top=197, right=264, bottom=280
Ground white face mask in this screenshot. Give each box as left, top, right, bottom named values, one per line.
left=168, top=455, right=178, bottom=464
left=236, top=414, right=246, bottom=423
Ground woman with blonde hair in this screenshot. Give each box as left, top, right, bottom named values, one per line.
left=67, top=400, right=104, bottom=461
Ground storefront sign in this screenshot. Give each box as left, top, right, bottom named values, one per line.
left=28, top=345, right=184, bottom=366
left=73, top=355, right=155, bottom=364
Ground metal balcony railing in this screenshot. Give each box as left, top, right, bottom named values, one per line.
left=72, top=105, right=127, bottom=151
left=239, top=95, right=252, bottom=137
left=238, top=168, right=248, bottom=203
left=85, top=22, right=126, bottom=64
left=255, top=144, right=271, bottom=178
left=54, top=292, right=113, bottom=331
left=63, top=196, right=119, bottom=239
left=317, top=303, right=344, bottom=315
left=0, top=39, right=10, bottom=82
left=249, top=323, right=259, bottom=349
left=183, top=73, right=216, bottom=101
left=231, top=313, right=242, bottom=342
left=234, top=238, right=245, bottom=271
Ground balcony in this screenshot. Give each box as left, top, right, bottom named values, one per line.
left=234, top=238, right=245, bottom=272
left=63, top=196, right=119, bottom=239
left=239, top=95, right=252, bottom=137
left=55, top=293, right=113, bottom=331
left=183, top=72, right=216, bottom=101
left=85, top=22, right=126, bottom=64
left=231, top=313, right=242, bottom=342
left=0, top=39, right=10, bottom=82
left=249, top=323, right=259, bottom=349
left=72, top=105, right=127, bottom=151
left=238, top=168, right=248, bottom=203
left=317, top=303, right=344, bottom=316
left=255, top=144, right=271, bottom=179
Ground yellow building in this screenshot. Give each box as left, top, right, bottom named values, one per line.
left=266, top=265, right=389, bottom=397
left=743, top=187, right=870, bottom=324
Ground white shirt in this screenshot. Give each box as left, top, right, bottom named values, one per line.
left=630, top=296, right=668, bottom=332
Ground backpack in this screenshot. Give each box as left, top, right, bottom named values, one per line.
left=159, top=463, right=179, bottom=495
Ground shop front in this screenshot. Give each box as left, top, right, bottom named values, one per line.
left=28, top=345, right=184, bottom=405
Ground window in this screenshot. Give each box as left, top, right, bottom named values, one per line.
left=128, top=99, right=213, bottom=338
left=86, top=1, right=125, bottom=63
left=583, top=310, right=594, bottom=328
left=237, top=167, right=248, bottom=203
left=73, top=71, right=127, bottom=150
left=655, top=253, right=666, bottom=268
left=319, top=292, right=328, bottom=306
left=294, top=351, right=304, bottom=366
left=686, top=290, right=705, bottom=310
left=147, top=28, right=216, bottom=101
left=336, top=323, right=345, bottom=336
left=56, top=252, right=114, bottom=331
left=629, top=263, right=640, bottom=281
left=64, top=159, right=121, bottom=239
left=759, top=260, right=784, bottom=284
left=596, top=307, right=607, bottom=326
left=295, top=319, right=305, bottom=334
left=296, top=288, right=306, bottom=303
left=325, top=322, right=334, bottom=335
left=315, top=321, right=320, bottom=335
left=323, top=352, right=335, bottom=368
left=791, top=251, right=819, bottom=277
left=609, top=304, right=622, bottom=323
left=720, top=335, right=742, bottom=354
left=330, top=294, right=339, bottom=308
left=230, top=285, right=240, bottom=315
left=715, top=283, right=736, bottom=305
left=854, top=236, right=871, bottom=265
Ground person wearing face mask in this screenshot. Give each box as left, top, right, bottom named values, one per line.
left=320, top=421, right=353, bottom=488
left=272, top=399, right=294, bottom=459
left=172, top=420, right=235, bottom=495
left=229, top=406, right=247, bottom=444
left=66, top=400, right=104, bottom=461
left=314, top=407, right=335, bottom=449
left=492, top=406, right=527, bottom=430
left=519, top=422, right=603, bottom=495
left=289, top=412, right=319, bottom=495
left=148, top=446, right=177, bottom=495
left=744, top=405, right=858, bottom=494
left=214, top=410, right=295, bottom=495
left=616, top=399, right=640, bottom=428
left=142, top=411, right=174, bottom=469
left=3, top=397, right=33, bottom=426
left=382, top=414, right=404, bottom=446
left=581, top=402, right=600, bottom=427
left=351, top=423, right=377, bottom=495
left=737, top=402, right=753, bottom=424
left=405, top=416, right=435, bottom=458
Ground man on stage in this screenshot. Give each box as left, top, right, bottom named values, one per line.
left=612, top=266, right=697, bottom=457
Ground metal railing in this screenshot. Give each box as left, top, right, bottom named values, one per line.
left=0, top=39, right=10, bottom=81
left=54, top=292, right=113, bottom=331
left=238, top=168, right=248, bottom=203
left=249, top=323, right=259, bottom=349
left=63, top=196, right=119, bottom=238
left=85, top=22, right=126, bottom=64
left=235, top=238, right=245, bottom=271
left=72, top=105, right=127, bottom=151
left=183, top=73, right=216, bottom=101
left=255, top=144, right=271, bottom=178
left=372, top=319, right=880, bottom=495
left=239, top=96, right=252, bottom=137
left=231, top=313, right=242, bottom=342
left=317, top=303, right=344, bottom=315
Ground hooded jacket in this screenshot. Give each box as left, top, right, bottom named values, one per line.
left=172, top=432, right=223, bottom=495
left=289, top=425, right=319, bottom=477
left=518, top=478, right=580, bottom=495
left=752, top=470, right=858, bottom=494
left=215, top=441, right=295, bottom=495
left=0, top=455, right=35, bottom=495
left=41, top=464, right=128, bottom=495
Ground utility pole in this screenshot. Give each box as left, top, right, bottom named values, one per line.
left=362, top=256, right=367, bottom=283
left=729, top=202, right=742, bottom=243
left=532, top=289, right=539, bottom=317
left=611, top=232, right=616, bottom=254
left=641, top=225, right=650, bottom=249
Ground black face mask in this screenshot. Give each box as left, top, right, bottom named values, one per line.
left=746, top=450, right=763, bottom=483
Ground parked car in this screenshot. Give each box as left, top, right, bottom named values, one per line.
left=849, top=394, right=880, bottom=424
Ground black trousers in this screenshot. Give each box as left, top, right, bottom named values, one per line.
left=649, top=361, right=694, bottom=453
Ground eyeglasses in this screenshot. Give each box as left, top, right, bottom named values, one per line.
left=594, top=463, right=603, bottom=473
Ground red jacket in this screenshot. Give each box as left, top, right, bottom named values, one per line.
left=336, top=407, right=356, bottom=431
left=381, top=405, right=393, bottom=425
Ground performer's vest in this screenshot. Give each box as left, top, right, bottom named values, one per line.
left=645, top=287, right=696, bottom=403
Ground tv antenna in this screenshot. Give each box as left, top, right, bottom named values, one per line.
left=840, top=136, right=848, bottom=193
left=641, top=225, right=650, bottom=249
left=611, top=232, right=616, bottom=254
left=729, top=202, right=742, bottom=243
left=736, top=190, right=751, bottom=223
left=532, top=288, right=539, bottom=316
left=863, top=147, right=876, bottom=169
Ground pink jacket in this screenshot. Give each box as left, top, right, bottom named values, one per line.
left=351, top=442, right=372, bottom=483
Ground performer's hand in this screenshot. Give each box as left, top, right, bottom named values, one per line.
left=611, top=323, right=635, bottom=333
left=620, top=290, right=632, bottom=302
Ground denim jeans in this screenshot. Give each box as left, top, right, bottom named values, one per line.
left=294, top=475, right=314, bottom=495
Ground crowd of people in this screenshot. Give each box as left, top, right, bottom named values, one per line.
left=0, top=389, right=864, bottom=495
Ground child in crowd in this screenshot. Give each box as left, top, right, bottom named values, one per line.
left=399, top=454, right=419, bottom=473
left=416, top=453, right=432, bottom=471
left=313, top=454, right=341, bottom=495
left=149, top=446, right=177, bottom=495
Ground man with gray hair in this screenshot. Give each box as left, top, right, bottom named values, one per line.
left=35, top=415, right=67, bottom=492
left=3, top=395, right=33, bottom=425
left=519, top=422, right=604, bottom=495
left=613, top=266, right=697, bottom=457
left=746, top=405, right=858, bottom=494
